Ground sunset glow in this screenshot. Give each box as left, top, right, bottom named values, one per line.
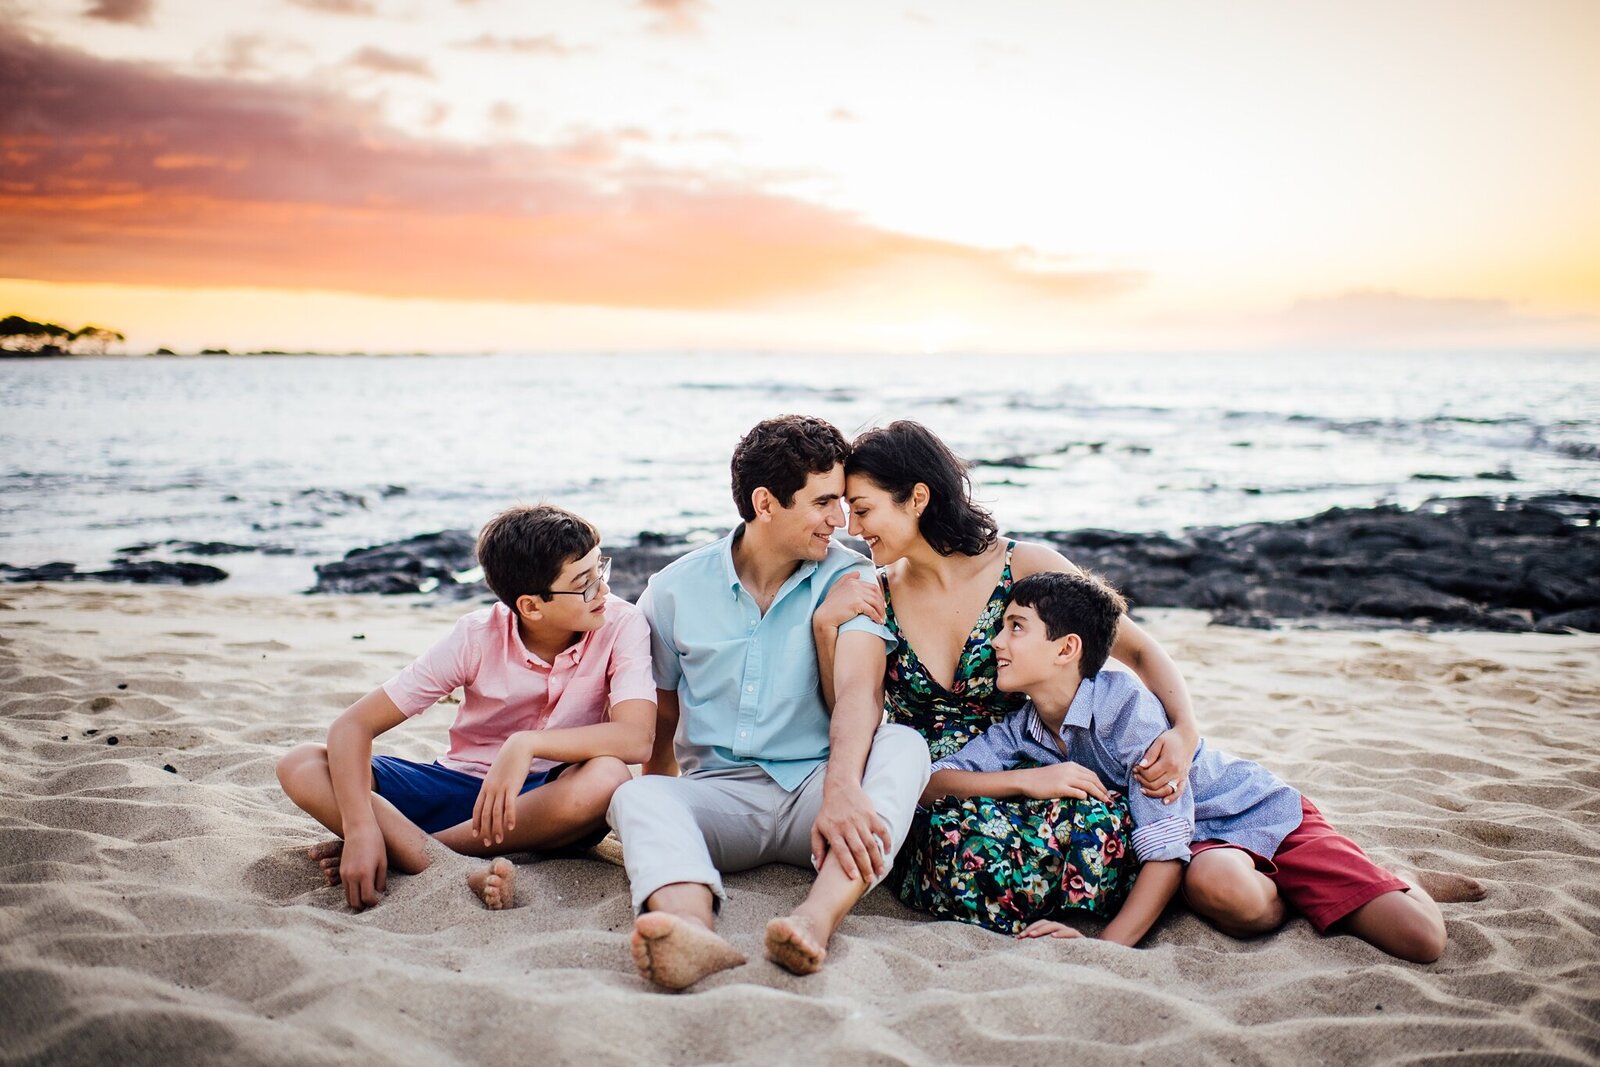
left=3, top=0, right=1598, bottom=353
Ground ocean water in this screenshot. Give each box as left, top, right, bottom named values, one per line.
left=2, top=350, right=1596, bottom=591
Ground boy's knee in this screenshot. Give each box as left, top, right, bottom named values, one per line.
left=1382, top=909, right=1447, bottom=964
left=276, top=743, right=327, bottom=791
left=1185, top=862, right=1281, bottom=934
left=573, top=755, right=633, bottom=793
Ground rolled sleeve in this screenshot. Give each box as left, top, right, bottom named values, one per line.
left=1129, top=813, right=1195, bottom=863
left=930, top=715, right=1024, bottom=774
left=1104, top=681, right=1196, bottom=862
left=636, top=583, right=681, bottom=691
left=606, top=608, right=658, bottom=707
left=381, top=615, right=476, bottom=718
left=830, top=563, right=893, bottom=645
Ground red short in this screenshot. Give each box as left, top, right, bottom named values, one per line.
left=1188, top=797, right=1408, bottom=933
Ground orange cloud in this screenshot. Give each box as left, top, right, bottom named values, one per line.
left=289, top=0, right=379, bottom=14
left=639, top=0, right=707, bottom=35
left=84, top=0, right=152, bottom=24
left=0, top=29, right=1129, bottom=310
left=347, top=46, right=432, bottom=78
left=454, top=33, right=578, bottom=56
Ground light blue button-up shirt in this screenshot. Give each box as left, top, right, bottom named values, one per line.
left=637, top=527, right=893, bottom=790
left=931, top=668, right=1304, bottom=863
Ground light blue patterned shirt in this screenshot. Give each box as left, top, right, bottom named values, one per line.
left=930, top=668, right=1303, bottom=862
left=637, top=527, right=893, bottom=790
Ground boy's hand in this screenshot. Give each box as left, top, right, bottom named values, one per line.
left=340, top=823, right=387, bottom=910
left=815, top=573, right=886, bottom=629
left=1135, top=727, right=1197, bottom=804
left=1018, top=762, right=1112, bottom=804
left=1018, top=919, right=1085, bottom=940
left=472, top=734, right=536, bottom=848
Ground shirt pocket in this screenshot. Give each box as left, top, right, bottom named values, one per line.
left=776, top=629, right=822, bottom=698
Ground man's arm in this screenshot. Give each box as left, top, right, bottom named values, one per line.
left=811, top=629, right=890, bottom=882
left=812, top=572, right=886, bottom=709
left=326, top=687, right=407, bottom=909
left=642, top=688, right=681, bottom=777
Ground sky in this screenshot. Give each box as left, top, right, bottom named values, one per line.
left=2, top=0, right=1598, bottom=353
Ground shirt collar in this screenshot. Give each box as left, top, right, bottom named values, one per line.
left=502, top=599, right=591, bottom=668
left=720, top=523, right=818, bottom=600
left=1023, top=677, right=1097, bottom=745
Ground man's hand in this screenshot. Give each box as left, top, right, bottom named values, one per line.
left=1017, top=762, right=1112, bottom=804
left=472, top=733, right=536, bottom=847
left=339, top=822, right=387, bottom=910
left=810, top=778, right=892, bottom=883
left=815, top=572, right=885, bottom=629
left=1134, top=727, right=1197, bottom=803
left=1018, top=919, right=1085, bottom=940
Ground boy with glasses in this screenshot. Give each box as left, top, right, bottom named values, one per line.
left=277, top=504, right=656, bottom=911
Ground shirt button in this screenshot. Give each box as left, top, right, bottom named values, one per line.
left=745, top=684, right=754, bottom=693
left=739, top=730, right=749, bottom=738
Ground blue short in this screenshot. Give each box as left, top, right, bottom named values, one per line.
left=370, top=755, right=556, bottom=834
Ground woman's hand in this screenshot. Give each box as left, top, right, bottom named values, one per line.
left=1134, top=727, right=1197, bottom=803
left=815, top=572, right=886, bottom=630
left=471, top=733, right=538, bottom=847
left=1017, top=762, right=1111, bottom=804
left=1018, top=919, right=1085, bottom=940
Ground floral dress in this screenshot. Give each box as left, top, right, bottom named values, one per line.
left=885, top=541, right=1138, bottom=934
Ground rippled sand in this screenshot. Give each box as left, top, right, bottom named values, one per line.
left=2, top=585, right=1597, bottom=1065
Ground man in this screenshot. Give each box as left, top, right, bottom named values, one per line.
left=607, top=415, right=930, bottom=990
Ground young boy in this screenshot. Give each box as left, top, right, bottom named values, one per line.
left=276, top=504, right=656, bottom=911
left=927, top=570, right=1480, bottom=962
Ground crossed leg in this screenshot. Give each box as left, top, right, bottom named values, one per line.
left=277, top=743, right=630, bottom=909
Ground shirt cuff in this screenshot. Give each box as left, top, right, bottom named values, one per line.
left=1130, top=816, right=1194, bottom=863
left=380, top=676, right=433, bottom=718
left=839, top=614, right=893, bottom=643
left=607, top=682, right=658, bottom=706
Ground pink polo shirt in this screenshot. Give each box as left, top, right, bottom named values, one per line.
left=382, top=595, right=655, bottom=777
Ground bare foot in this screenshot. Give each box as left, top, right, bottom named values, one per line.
left=765, top=914, right=827, bottom=976
left=308, top=840, right=342, bottom=886
left=468, top=857, right=516, bottom=910
left=1409, top=868, right=1486, bottom=904
left=631, top=912, right=746, bottom=991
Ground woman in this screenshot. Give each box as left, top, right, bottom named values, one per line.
left=814, top=420, right=1200, bottom=935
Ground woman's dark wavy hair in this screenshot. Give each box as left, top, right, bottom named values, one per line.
left=845, top=420, right=998, bottom=557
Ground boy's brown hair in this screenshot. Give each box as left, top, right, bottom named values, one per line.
left=475, top=504, right=599, bottom=608
left=1008, top=570, right=1128, bottom=678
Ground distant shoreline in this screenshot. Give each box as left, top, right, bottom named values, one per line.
left=5, top=494, right=1597, bottom=634
left=0, top=348, right=473, bottom=359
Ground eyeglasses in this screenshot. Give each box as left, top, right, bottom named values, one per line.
left=543, top=556, right=611, bottom=603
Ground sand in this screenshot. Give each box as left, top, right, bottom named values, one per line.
left=2, top=583, right=1597, bottom=1066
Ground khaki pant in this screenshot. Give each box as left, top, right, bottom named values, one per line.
left=606, top=723, right=930, bottom=912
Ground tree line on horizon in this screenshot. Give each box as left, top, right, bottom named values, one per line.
left=1, top=314, right=125, bottom=356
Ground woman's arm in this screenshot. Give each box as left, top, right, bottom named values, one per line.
left=1011, top=541, right=1199, bottom=798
